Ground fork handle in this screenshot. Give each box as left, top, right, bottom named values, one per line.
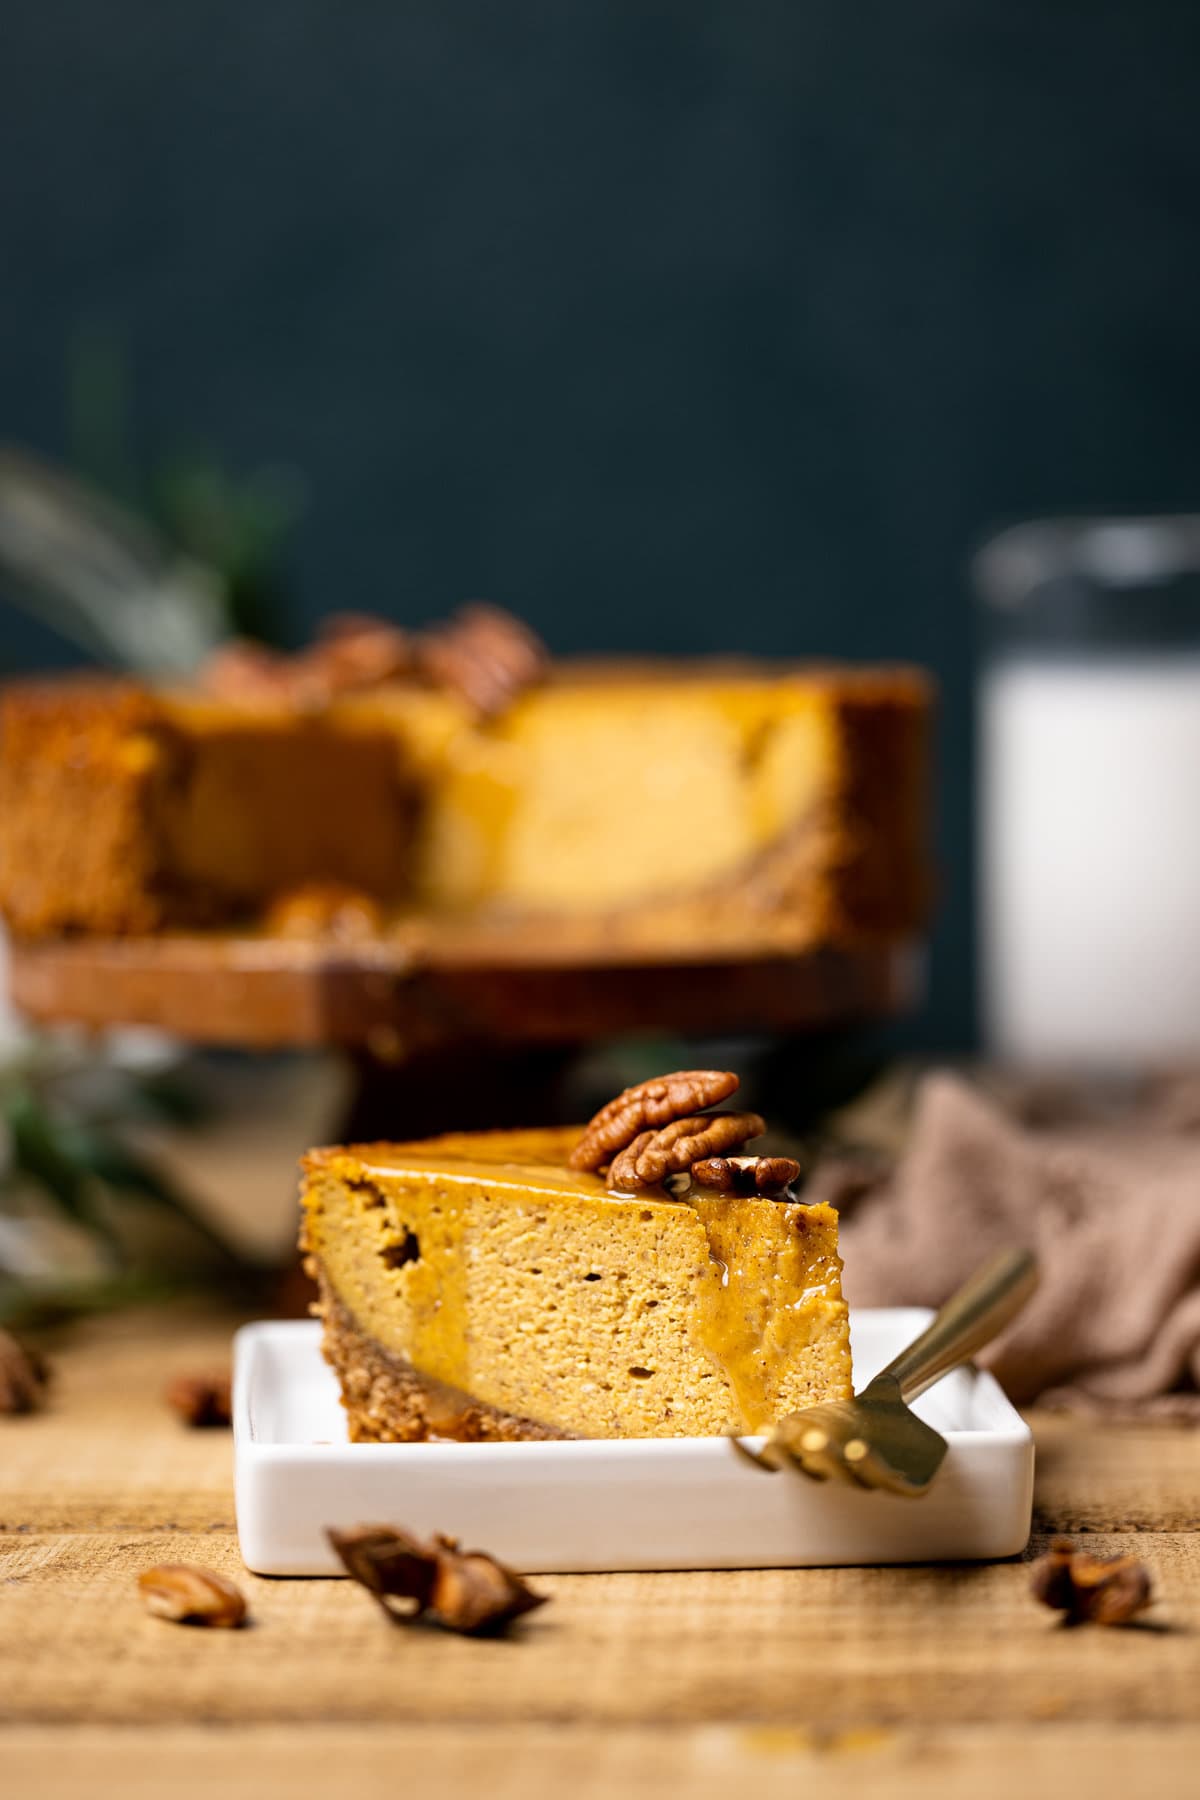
left=874, top=1247, right=1039, bottom=1403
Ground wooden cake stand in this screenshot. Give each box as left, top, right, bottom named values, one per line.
left=10, top=930, right=922, bottom=1137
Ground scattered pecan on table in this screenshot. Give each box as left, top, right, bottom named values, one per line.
left=1029, top=1538, right=1153, bottom=1627
left=164, top=1371, right=233, bottom=1429
left=0, top=1327, right=50, bottom=1415
left=138, top=1564, right=248, bottom=1628
left=328, top=1524, right=547, bottom=1636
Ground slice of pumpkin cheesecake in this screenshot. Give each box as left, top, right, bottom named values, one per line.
left=300, top=1072, right=852, bottom=1442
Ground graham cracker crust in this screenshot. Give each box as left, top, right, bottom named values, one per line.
left=312, top=1271, right=571, bottom=1444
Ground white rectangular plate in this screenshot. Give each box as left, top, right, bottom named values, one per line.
left=234, top=1311, right=1033, bottom=1575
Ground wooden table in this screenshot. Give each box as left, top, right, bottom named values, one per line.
left=1, top=1303, right=1197, bottom=1799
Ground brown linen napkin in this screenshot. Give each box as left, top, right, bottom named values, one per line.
left=835, top=1072, right=1200, bottom=1419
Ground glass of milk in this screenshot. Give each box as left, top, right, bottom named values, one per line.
left=976, top=515, right=1200, bottom=1067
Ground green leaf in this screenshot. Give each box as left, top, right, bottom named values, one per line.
left=128, top=1068, right=211, bottom=1129
left=3, top=1086, right=127, bottom=1266
left=5, top=1088, right=94, bottom=1223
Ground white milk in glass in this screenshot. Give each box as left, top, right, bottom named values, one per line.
left=982, top=655, right=1200, bottom=1064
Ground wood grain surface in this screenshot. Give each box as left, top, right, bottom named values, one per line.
left=1, top=1303, right=1196, bottom=1799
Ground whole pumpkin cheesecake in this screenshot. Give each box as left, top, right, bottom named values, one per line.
left=301, top=1070, right=852, bottom=1441
left=0, top=608, right=931, bottom=958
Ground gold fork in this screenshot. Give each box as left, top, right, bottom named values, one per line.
left=732, top=1247, right=1038, bottom=1496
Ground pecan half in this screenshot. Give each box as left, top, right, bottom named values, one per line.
left=1029, top=1538, right=1153, bottom=1626
left=138, top=1564, right=247, bottom=1628
left=202, top=606, right=543, bottom=716
left=691, top=1154, right=802, bottom=1197
left=0, top=1328, right=49, bottom=1415
left=199, top=638, right=294, bottom=702
left=607, top=1130, right=658, bottom=1192
left=327, top=1524, right=547, bottom=1636
left=609, top=1111, right=765, bottom=1191
left=164, top=1371, right=233, bottom=1429
left=265, top=881, right=384, bottom=943
left=291, top=614, right=413, bottom=701
left=416, top=603, right=549, bottom=720
left=570, top=1070, right=740, bottom=1172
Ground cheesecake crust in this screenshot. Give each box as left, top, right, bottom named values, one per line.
left=314, top=1273, right=570, bottom=1443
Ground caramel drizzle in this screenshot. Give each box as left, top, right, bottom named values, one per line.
left=605, top=1173, right=826, bottom=1433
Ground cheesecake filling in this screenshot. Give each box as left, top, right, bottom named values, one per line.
left=302, top=1131, right=851, bottom=1441
left=687, top=1193, right=848, bottom=1433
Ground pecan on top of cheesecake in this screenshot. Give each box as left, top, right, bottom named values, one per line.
left=301, top=1068, right=851, bottom=1444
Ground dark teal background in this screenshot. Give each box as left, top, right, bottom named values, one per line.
left=3, top=2, right=1200, bottom=1046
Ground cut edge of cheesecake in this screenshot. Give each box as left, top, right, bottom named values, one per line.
left=300, top=1126, right=853, bottom=1443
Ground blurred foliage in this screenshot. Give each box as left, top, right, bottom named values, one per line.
left=68, top=327, right=304, bottom=650
left=0, top=1038, right=249, bottom=1329
left=148, top=453, right=302, bottom=649
left=0, top=330, right=303, bottom=677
